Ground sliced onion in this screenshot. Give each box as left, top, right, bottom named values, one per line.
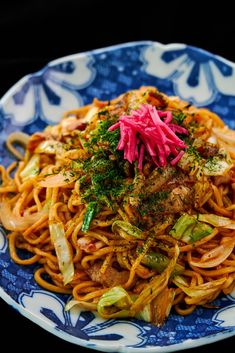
left=225, top=144, right=235, bottom=159
left=0, top=201, right=48, bottom=231
left=65, top=299, right=97, bottom=311
left=38, top=170, right=77, bottom=187
left=189, top=239, right=235, bottom=268
left=174, top=277, right=226, bottom=298
left=82, top=106, right=99, bottom=124
left=212, top=127, right=235, bottom=145
left=198, top=214, right=235, bottom=229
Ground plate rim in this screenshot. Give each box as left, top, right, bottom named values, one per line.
left=0, top=40, right=235, bottom=352
left=1, top=39, right=235, bottom=105
left=1, top=284, right=235, bottom=353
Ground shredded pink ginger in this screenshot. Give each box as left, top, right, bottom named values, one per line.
left=108, top=104, right=188, bottom=170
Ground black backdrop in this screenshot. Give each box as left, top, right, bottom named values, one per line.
left=0, top=0, right=235, bottom=352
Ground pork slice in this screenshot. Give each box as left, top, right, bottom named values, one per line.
left=162, top=186, right=194, bottom=214
left=145, top=166, right=175, bottom=195
left=86, top=263, right=129, bottom=287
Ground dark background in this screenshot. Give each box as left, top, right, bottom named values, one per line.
left=0, top=0, right=235, bottom=352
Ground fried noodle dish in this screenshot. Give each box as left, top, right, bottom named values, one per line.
left=1, top=86, right=235, bottom=325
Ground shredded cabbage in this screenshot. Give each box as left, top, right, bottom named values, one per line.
left=49, top=222, right=74, bottom=285
left=97, top=286, right=132, bottom=319
left=170, top=214, right=212, bottom=243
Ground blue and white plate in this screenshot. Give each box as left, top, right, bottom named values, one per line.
left=0, top=41, right=235, bottom=352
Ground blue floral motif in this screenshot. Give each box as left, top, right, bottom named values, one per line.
left=212, top=289, right=235, bottom=329
left=2, top=56, right=95, bottom=126
left=142, top=43, right=235, bottom=106
left=213, top=304, right=235, bottom=329
left=19, top=290, right=146, bottom=347
left=41, top=308, right=123, bottom=341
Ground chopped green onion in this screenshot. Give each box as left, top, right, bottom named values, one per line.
left=140, top=250, right=184, bottom=275
left=112, top=220, right=145, bottom=241
left=81, top=201, right=98, bottom=232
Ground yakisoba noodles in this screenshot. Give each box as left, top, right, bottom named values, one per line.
left=1, top=86, right=235, bottom=325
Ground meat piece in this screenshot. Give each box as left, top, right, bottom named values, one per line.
left=61, top=116, right=87, bottom=133
left=146, top=90, right=167, bottom=109
left=109, top=93, right=129, bottom=117
left=93, top=98, right=109, bottom=108
left=28, top=132, right=46, bottom=152
left=145, top=165, right=195, bottom=196
left=86, top=263, right=129, bottom=287
left=196, top=143, right=219, bottom=159
left=77, top=237, right=104, bottom=252
left=214, top=173, right=231, bottom=186
left=139, top=185, right=194, bottom=219
left=162, top=186, right=194, bottom=213
left=137, top=166, right=195, bottom=219
left=145, top=166, right=176, bottom=195
left=129, top=172, right=145, bottom=207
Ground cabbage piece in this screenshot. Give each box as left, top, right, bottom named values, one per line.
left=169, top=214, right=196, bottom=240
left=65, top=299, right=97, bottom=311
left=20, top=154, right=40, bottom=181
left=179, top=144, right=232, bottom=176
left=49, top=222, right=74, bottom=285
left=97, top=285, right=172, bottom=324
left=38, top=170, right=77, bottom=187
left=181, top=222, right=212, bottom=243
left=97, top=286, right=132, bottom=319
left=149, top=287, right=175, bottom=326
left=35, top=140, right=65, bottom=154
left=135, top=303, right=152, bottom=322
left=173, top=275, right=189, bottom=287
left=173, top=277, right=226, bottom=298
left=169, top=214, right=212, bottom=243
left=112, top=221, right=145, bottom=241
left=198, top=214, right=235, bottom=229
left=203, top=156, right=232, bottom=176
